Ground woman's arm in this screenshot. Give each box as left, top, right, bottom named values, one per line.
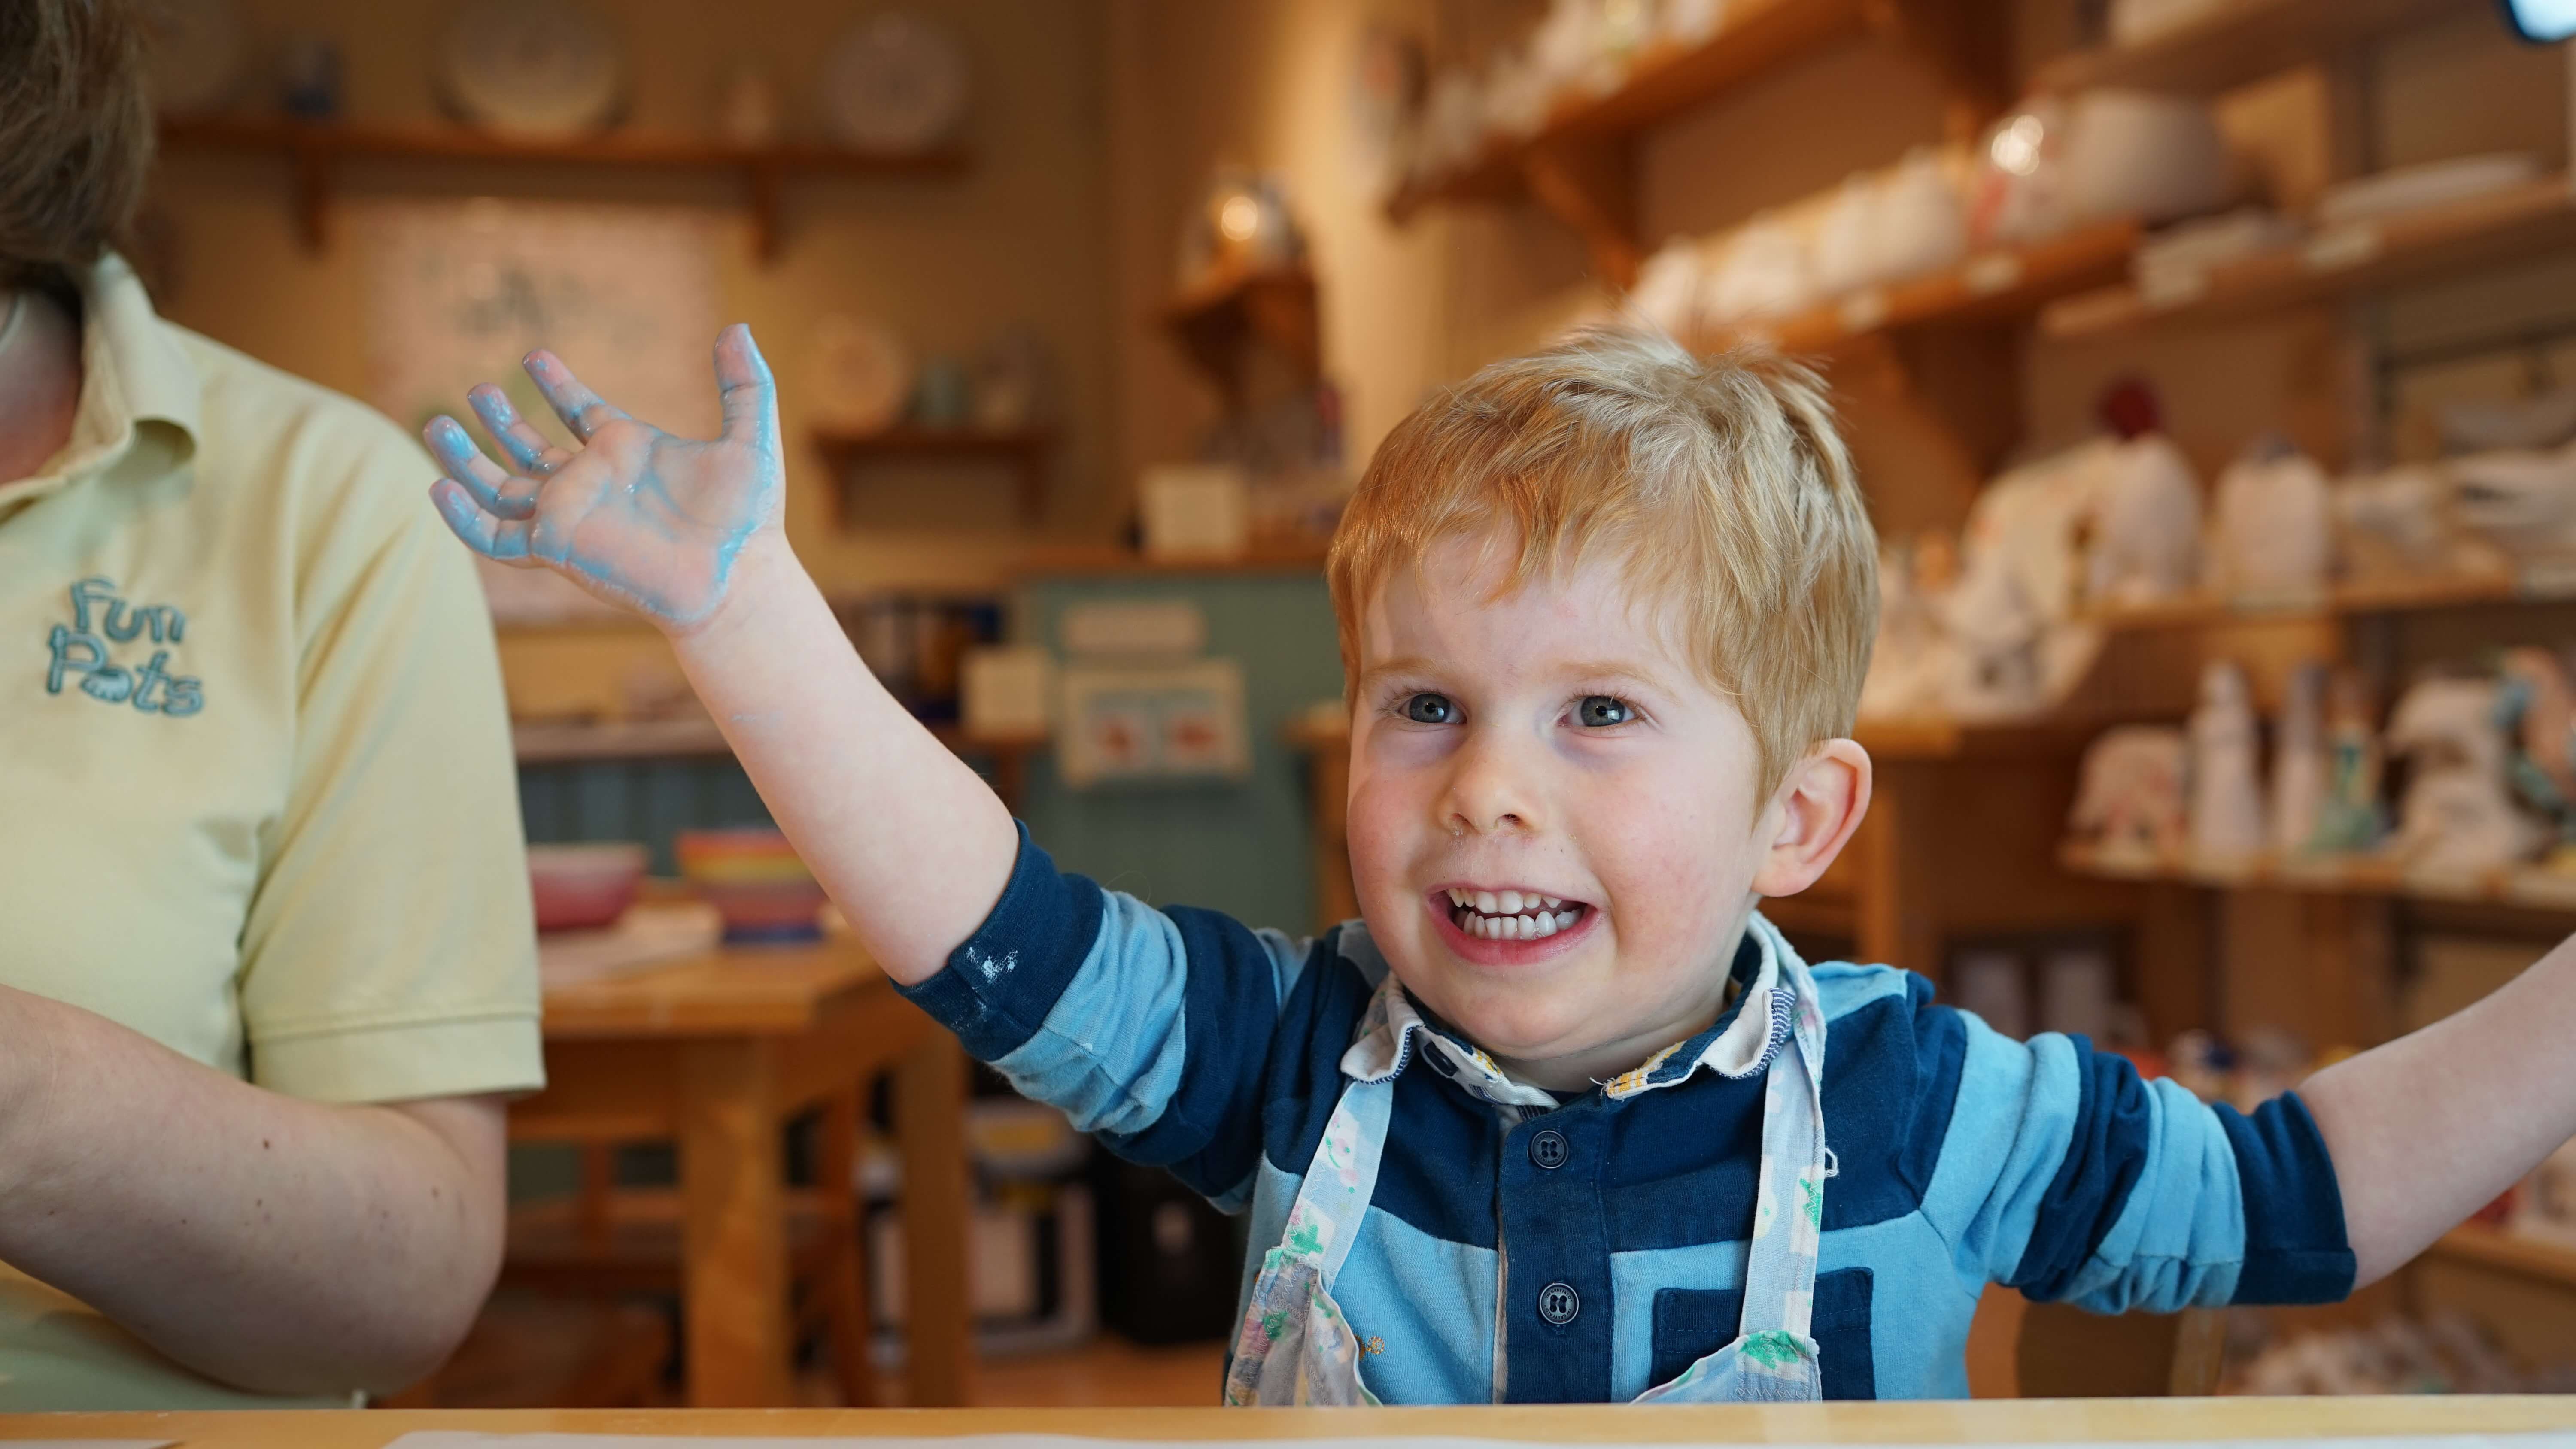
left=2300, top=931, right=2576, bottom=1286
left=0, top=985, right=504, bottom=1397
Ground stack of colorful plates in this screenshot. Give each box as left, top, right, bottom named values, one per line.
left=676, top=828, right=827, bottom=944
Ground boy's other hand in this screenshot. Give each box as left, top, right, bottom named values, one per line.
left=425, top=324, right=785, bottom=632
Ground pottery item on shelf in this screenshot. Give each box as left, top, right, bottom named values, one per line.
left=2499, top=646, right=2576, bottom=866
left=2187, top=660, right=2266, bottom=866
left=2450, top=439, right=2576, bottom=575
left=1701, top=211, right=1814, bottom=323
left=1809, top=173, right=1886, bottom=300
left=676, top=828, right=827, bottom=944
left=437, top=0, right=625, bottom=140
left=1972, top=90, right=2236, bottom=247
left=2384, top=676, right=2547, bottom=876
left=1815, top=151, right=1967, bottom=298
left=275, top=31, right=344, bottom=120
left=527, top=842, right=648, bottom=933
left=1659, top=0, right=1730, bottom=45
left=1417, top=69, right=1487, bottom=176
left=2208, top=438, right=2333, bottom=602
left=2086, top=433, right=2203, bottom=606
left=1968, top=97, right=2068, bottom=248
left=1626, top=237, right=1710, bottom=339
left=2315, top=152, right=2543, bottom=230
left=2270, top=661, right=2329, bottom=858
left=1527, top=0, right=1640, bottom=103
left=973, top=327, right=1053, bottom=432
left=141, top=0, right=249, bottom=117
left=1857, top=536, right=1956, bottom=720
left=2333, top=464, right=2497, bottom=585
left=2070, top=724, right=2190, bottom=864
left=716, top=58, right=783, bottom=146
left=2310, top=669, right=2386, bottom=854
left=2130, top=207, right=2298, bottom=300
left=1480, top=45, right=1552, bottom=138
left=819, top=9, right=970, bottom=153
left=2107, top=0, right=2233, bottom=46
left=910, top=355, right=974, bottom=430
left=808, top=315, right=913, bottom=433
left=2442, top=386, right=2576, bottom=455
left=1177, top=168, right=1305, bottom=290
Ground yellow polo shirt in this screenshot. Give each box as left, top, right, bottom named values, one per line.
left=0, top=256, right=545, bottom=1407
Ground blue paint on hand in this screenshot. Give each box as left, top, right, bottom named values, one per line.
left=422, top=324, right=786, bottom=628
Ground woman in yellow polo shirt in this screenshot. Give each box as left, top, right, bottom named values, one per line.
left=0, top=1, right=544, bottom=1407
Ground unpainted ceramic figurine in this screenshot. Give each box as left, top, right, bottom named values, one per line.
left=2209, top=438, right=2332, bottom=601
left=2270, top=661, right=2329, bottom=857
left=2070, top=724, right=2189, bottom=864
left=2333, top=464, right=2506, bottom=586
left=1857, top=536, right=1953, bottom=720
left=2383, top=676, right=2547, bottom=875
left=2087, top=433, right=2204, bottom=606
left=2450, top=439, right=2576, bottom=578
left=2187, top=659, right=2266, bottom=864
left=2310, top=670, right=2386, bottom=854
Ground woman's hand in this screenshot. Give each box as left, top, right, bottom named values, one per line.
left=426, top=324, right=784, bottom=631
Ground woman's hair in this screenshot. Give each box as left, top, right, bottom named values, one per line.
left=0, top=0, right=152, bottom=297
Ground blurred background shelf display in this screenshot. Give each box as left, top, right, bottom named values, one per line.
left=2030, top=0, right=2467, bottom=95
left=815, top=427, right=1056, bottom=525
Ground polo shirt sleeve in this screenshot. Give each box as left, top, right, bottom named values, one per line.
left=233, top=413, right=544, bottom=1104
left=1920, top=1006, right=2354, bottom=1313
left=896, top=827, right=1311, bottom=1202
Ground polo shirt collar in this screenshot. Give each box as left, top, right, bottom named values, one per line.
left=0, top=252, right=200, bottom=511
left=1331, top=911, right=1802, bottom=1110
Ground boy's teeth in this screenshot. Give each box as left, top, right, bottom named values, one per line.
left=1474, top=890, right=1498, bottom=913
left=1530, top=911, right=1558, bottom=938
left=1498, top=889, right=1524, bottom=914
left=1555, top=909, right=1577, bottom=929
left=1447, top=888, right=1467, bottom=907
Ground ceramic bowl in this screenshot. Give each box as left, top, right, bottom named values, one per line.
left=528, top=842, right=648, bottom=933
left=676, top=828, right=826, bottom=944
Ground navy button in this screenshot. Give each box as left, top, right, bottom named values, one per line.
left=1537, top=1281, right=1580, bottom=1326
left=1529, top=1128, right=1569, bottom=1170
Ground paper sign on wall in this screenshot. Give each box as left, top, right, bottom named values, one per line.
left=1056, top=659, right=1249, bottom=788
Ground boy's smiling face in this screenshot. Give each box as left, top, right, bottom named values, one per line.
left=1347, top=533, right=1869, bottom=1092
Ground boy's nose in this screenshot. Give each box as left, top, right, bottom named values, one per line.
left=1437, top=729, right=1543, bottom=837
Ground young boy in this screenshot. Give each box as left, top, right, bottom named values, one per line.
left=427, top=325, right=2576, bottom=1405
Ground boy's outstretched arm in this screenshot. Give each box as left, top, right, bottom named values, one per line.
left=425, top=327, right=1016, bottom=984
left=2300, top=931, right=2576, bottom=1286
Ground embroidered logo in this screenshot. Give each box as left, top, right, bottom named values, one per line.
left=45, top=577, right=204, bottom=716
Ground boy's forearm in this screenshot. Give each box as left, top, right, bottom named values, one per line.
left=666, top=538, right=1019, bottom=984
left=2299, top=931, right=2576, bottom=1285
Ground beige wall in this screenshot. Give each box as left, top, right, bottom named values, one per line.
left=146, top=0, right=1117, bottom=599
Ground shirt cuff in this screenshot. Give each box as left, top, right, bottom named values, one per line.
left=893, top=822, right=1105, bottom=1062
left=251, top=1012, right=545, bottom=1104
left=2218, top=1090, right=2357, bottom=1303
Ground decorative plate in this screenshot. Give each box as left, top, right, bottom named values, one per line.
left=809, top=315, right=914, bottom=433
left=819, top=10, right=969, bottom=153
left=436, top=0, right=625, bottom=140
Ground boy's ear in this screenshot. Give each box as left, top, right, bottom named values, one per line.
left=1751, top=739, right=1872, bottom=899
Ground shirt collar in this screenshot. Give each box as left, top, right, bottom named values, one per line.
left=0, top=252, right=201, bottom=511
left=1332, top=912, right=1806, bottom=1108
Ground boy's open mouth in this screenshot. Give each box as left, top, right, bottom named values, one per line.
left=1443, top=887, right=1589, bottom=941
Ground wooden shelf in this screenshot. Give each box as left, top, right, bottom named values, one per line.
left=813, top=426, right=1053, bottom=524
left=1011, top=540, right=1334, bottom=581
left=2044, top=174, right=2576, bottom=341
left=1161, top=266, right=1320, bottom=402
left=2429, top=1224, right=2576, bottom=1290
left=2030, top=0, right=2465, bottom=96
left=2059, top=842, right=2576, bottom=914
left=158, top=116, right=969, bottom=261
left=2078, top=572, right=2546, bottom=630
left=1854, top=713, right=2123, bottom=761
left=1705, top=217, right=2142, bottom=357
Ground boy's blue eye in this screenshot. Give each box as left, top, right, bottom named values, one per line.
left=1402, top=693, right=1457, bottom=724
left=1577, top=695, right=1632, bottom=728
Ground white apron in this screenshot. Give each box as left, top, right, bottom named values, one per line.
left=1221, top=923, right=1833, bottom=1406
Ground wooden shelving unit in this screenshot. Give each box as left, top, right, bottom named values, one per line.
left=1381, top=0, right=2003, bottom=289
left=813, top=426, right=1054, bottom=524
left=2031, top=0, right=2467, bottom=97
left=2429, top=1224, right=2576, bottom=1290
left=2076, top=572, right=2544, bottom=631
left=1710, top=218, right=2142, bottom=357
left=2059, top=842, right=2576, bottom=915
left=159, top=116, right=969, bottom=261
left=2043, top=174, right=2576, bottom=341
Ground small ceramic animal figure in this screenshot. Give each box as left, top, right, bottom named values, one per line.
left=2384, top=676, right=2547, bottom=875
left=2188, top=660, right=2266, bottom=865
left=2070, top=724, right=2189, bottom=864
left=2270, top=661, right=2329, bottom=857
left=2087, top=433, right=2204, bottom=606
left=2310, top=670, right=2386, bottom=854
left=2497, top=646, right=2576, bottom=867
left=2209, top=438, right=2333, bottom=602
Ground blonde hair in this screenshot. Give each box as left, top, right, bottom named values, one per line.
left=1328, top=327, right=1878, bottom=796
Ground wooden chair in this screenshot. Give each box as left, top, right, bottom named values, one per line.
left=377, top=1294, right=672, bottom=1408
left=1971, top=1285, right=2227, bottom=1397
left=500, top=1085, right=878, bottom=1406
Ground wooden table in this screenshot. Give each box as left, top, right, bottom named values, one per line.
left=10, top=1394, right=2573, bottom=1445
left=519, top=938, right=972, bottom=1408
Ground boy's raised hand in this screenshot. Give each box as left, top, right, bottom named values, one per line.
left=425, top=324, right=783, bottom=631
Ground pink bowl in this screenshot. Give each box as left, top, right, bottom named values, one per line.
left=528, top=842, right=648, bottom=933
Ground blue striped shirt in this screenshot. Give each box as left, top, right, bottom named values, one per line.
left=899, top=828, right=2354, bottom=1402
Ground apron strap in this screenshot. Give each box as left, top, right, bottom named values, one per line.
left=1732, top=944, right=1831, bottom=1346
left=1279, top=1071, right=1397, bottom=1288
